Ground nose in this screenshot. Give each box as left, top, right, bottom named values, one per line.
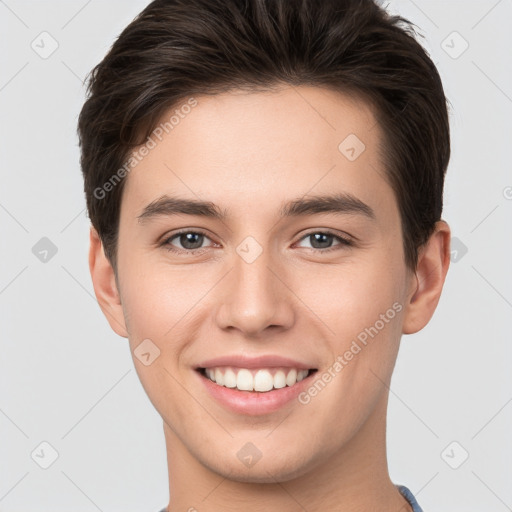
left=215, top=245, right=295, bottom=337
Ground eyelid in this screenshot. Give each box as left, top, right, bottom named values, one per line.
left=296, top=228, right=353, bottom=243
left=160, top=228, right=215, bottom=252
left=161, top=227, right=354, bottom=254
left=293, top=229, right=354, bottom=251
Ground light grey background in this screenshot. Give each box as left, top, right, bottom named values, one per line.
left=1, top=0, right=511, bottom=510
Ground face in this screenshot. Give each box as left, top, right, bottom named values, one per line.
left=109, top=85, right=418, bottom=482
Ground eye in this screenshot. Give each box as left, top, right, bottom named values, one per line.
left=161, top=229, right=354, bottom=255
left=296, top=231, right=353, bottom=252
left=162, top=230, right=214, bottom=253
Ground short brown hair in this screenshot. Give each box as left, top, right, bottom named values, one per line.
left=77, top=0, right=450, bottom=274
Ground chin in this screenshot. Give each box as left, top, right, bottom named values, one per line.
left=202, top=449, right=318, bottom=484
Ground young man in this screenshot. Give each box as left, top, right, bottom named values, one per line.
left=78, top=0, right=451, bottom=510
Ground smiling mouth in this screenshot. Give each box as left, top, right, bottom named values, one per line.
left=196, top=366, right=318, bottom=393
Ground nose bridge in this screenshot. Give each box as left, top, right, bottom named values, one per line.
left=215, top=238, right=294, bottom=335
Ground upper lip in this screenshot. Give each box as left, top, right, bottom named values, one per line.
left=196, top=354, right=316, bottom=370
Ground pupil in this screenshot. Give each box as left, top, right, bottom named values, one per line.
left=178, top=233, right=332, bottom=250
left=182, top=233, right=203, bottom=249
left=311, top=233, right=331, bottom=249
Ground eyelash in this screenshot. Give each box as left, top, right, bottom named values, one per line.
left=161, top=229, right=354, bottom=255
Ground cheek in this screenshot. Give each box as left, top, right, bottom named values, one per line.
left=118, top=249, right=206, bottom=324
left=117, top=266, right=201, bottom=409
left=117, top=260, right=222, bottom=372
left=299, top=254, right=404, bottom=331
left=298, top=255, right=406, bottom=386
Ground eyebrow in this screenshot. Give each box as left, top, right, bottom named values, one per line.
left=137, top=192, right=376, bottom=224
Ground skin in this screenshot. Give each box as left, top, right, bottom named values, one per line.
left=89, top=85, right=450, bottom=511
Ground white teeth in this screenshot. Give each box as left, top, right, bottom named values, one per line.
left=273, top=370, right=286, bottom=389
left=285, top=369, right=297, bottom=386
left=214, top=368, right=224, bottom=386
left=223, top=368, right=237, bottom=388
left=203, top=366, right=311, bottom=392
left=236, top=369, right=253, bottom=391
left=254, top=370, right=274, bottom=392
left=297, top=369, right=308, bottom=382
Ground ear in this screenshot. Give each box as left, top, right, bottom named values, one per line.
left=88, top=226, right=128, bottom=338
left=402, top=220, right=451, bottom=335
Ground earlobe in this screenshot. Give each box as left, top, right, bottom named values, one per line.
left=88, top=226, right=129, bottom=338
left=402, top=220, right=451, bottom=335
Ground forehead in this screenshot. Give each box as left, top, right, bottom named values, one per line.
left=120, top=85, right=395, bottom=224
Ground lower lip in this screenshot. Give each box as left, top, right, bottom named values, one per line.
left=196, top=369, right=316, bottom=416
